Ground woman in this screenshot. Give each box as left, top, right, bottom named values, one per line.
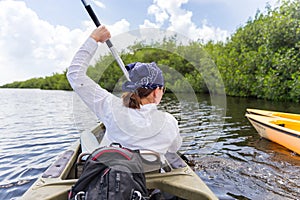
left=67, top=25, right=182, bottom=158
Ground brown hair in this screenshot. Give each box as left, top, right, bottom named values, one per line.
left=122, top=88, right=154, bottom=109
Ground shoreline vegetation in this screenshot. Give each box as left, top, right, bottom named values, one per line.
left=1, top=0, right=299, bottom=102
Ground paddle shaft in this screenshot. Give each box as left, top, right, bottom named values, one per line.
left=81, top=0, right=130, bottom=81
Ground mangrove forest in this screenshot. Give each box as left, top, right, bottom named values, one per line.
left=1, top=0, right=299, bottom=102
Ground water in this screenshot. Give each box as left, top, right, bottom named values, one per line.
left=0, top=89, right=299, bottom=200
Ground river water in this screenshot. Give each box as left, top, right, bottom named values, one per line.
left=0, top=88, right=299, bottom=200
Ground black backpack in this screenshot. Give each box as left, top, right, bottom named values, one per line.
left=69, top=143, right=148, bottom=200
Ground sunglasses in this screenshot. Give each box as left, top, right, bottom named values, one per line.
left=159, top=86, right=166, bottom=94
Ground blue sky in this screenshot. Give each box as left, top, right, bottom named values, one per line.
left=0, top=0, right=279, bottom=85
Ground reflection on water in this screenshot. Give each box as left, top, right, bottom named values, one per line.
left=0, top=89, right=300, bottom=200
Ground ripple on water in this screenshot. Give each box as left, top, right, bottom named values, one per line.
left=192, top=145, right=300, bottom=200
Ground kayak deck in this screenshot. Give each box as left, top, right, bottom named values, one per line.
left=246, top=113, right=300, bottom=155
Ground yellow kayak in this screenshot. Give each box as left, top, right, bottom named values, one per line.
left=21, top=123, right=218, bottom=200
left=246, top=108, right=300, bottom=121
left=246, top=113, right=300, bottom=155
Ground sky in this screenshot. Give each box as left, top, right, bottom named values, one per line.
left=0, top=0, right=280, bottom=85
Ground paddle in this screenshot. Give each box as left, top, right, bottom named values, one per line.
left=80, top=0, right=130, bottom=81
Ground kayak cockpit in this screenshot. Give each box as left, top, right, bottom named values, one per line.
left=21, top=124, right=218, bottom=200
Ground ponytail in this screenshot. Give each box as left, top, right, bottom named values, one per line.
left=122, top=88, right=154, bottom=109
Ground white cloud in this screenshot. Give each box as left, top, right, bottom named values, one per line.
left=0, top=1, right=87, bottom=85
left=140, top=20, right=161, bottom=29
left=92, top=0, right=106, bottom=9
left=147, top=4, right=169, bottom=26
left=0, top=0, right=129, bottom=85
left=107, top=19, right=130, bottom=36
left=141, top=0, right=229, bottom=42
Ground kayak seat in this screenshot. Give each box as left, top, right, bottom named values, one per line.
left=139, top=150, right=162, bottom=173
left=78, top=128, right=185, bottom=175
left=75, top=149, right=162, bottom=178
left=75, top=152, right=89, bottom=178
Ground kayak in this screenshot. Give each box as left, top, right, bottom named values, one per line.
left=21, top=123, right=218, bottom=200
left=245, top=113, right=300, bottom=155
left=246, top=108, right=300, bottom=121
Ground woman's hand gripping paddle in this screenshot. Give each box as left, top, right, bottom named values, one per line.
left=80, top=0, right=130, bottom=81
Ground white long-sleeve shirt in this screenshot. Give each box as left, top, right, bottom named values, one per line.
left=67, top=37, right=182, bottom=156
